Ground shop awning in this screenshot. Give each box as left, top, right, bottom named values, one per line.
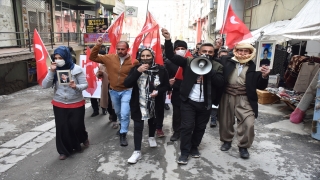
left=264, top=0, right=320, bottom=43
left=240, top=20, right=290, bottom=44
left=242, top=0, right=320, bottom=44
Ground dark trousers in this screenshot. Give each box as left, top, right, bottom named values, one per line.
left=53, top=105, right=88, bottom=156
left=210, top=108, right=218, bottom=123
left=156, top=93, right=166, bottom=129
left=172, top=104, right=181, bottom=133
left=133, top=118, right=156, bottom=150
left=107, top=91, right=117, bottom=122
left=180, top=100, right=211, bottom=156
left=90, top=98, right=99, bottom=112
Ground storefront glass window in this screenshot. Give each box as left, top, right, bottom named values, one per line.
left=55, top=1, right=80, bottom=42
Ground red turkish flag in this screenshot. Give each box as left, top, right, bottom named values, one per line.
left=220, top=5, right=252, bottom=48
left=174, top=51, right=193, bottom=80
left=131, top=11, right=163, bottom=65
left=85, top=47, right=98, bottom=96
left=107, top=12, right=125, bottom=54
left=33, top=29, right=48, bottom=86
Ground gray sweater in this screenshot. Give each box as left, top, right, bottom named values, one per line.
left=42, top=65, right=88, bottom=104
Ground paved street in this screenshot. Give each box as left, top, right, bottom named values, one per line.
left=0, top=86, right=320, bottom=179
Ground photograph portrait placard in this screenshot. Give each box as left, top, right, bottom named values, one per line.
left=57, top=70, right=71, bottom=85
left=256, top=40, right=276, bottom=71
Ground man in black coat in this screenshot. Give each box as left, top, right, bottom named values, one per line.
left=165, top=40, right=189, bottom=141
left=162, top=28, right=224, bottom=165
left=217, top=43, right=270, bottom=159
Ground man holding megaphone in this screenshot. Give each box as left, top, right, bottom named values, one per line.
left=162, top=28, right=224, bottom=165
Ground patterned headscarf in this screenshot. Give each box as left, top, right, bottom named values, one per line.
left=137, top=48, right=156, bottom=69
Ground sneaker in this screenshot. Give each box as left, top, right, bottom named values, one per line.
left=128, top=151, right=141, bottom=164
left=91, top=111, right=99, bottom=117
left=239, top=147, right=250, bottom=159
left=210, top=121, right=217, bottom=128
left=83, top=139, right=89, bottom=147
left=102, top=108, right=107, bottom=115
left=220, top=141, right=232, bottom=151
left=164, top=104, right=170, bottom=110
left=59, top=154, right=67, bottom=160
left=177, top=155, right=189, bottom=165
left=112, top=123, right=119, bottom=129
left=120, top=133, right=128, bottom=146
left=190, top=147, right=200, bottom=158
left=170, top=132, right=180, bottom=141
left=109, top=115, right=113, bottom=122
left=156, top=129, right=165, bottom=138
left=148, top=137, right=157, bottom=147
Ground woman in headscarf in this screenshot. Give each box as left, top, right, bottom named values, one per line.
left=42, top=46, right=88, bottom=160
left=124, top=48, right=170, bottom=164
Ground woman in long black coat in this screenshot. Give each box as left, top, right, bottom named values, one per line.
left=124, top=48, right=170, bottom=164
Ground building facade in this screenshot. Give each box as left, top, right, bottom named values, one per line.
left=0, top=0, right=121, bottom=95
left=189, top=0, right=308, bottom=49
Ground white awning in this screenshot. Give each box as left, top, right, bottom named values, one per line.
left=240, top=20, right=290, bottom=44
left=242, top=0, right=320, bottom=44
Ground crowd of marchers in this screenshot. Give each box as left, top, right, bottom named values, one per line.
left=42, top=28, right=270, bottom=164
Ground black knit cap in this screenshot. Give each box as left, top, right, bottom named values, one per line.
left=174, top=40, right=187, bottom=50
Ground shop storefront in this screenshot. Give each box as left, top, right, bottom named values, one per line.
left=21, top=0, right=52, bottom=44
left=0, top=0, right=17, bottom=47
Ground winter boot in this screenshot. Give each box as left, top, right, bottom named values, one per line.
left=120, top=133, right=128, bottom=146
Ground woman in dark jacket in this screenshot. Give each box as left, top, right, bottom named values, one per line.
left=124, top=48, right=170, bottom=164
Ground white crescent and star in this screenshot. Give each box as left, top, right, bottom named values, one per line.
left=230, top=16, right=239, bottom=24
left=35, top=44, right=44, bottom=61
left=113, top=26, right=120, bottom=38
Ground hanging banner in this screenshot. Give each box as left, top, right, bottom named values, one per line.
left=85, top=18, right=108, bottom=33
left=83, top=33, right=110, bottom=45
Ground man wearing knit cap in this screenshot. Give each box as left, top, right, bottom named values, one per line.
left=174, top=40, right=188, bottom=57
left=218, top=43, right=270, bottom=159
left=165, top=40, right=188, bottom=141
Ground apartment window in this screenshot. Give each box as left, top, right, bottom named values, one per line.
left=245, top=0, right=260, bottom=9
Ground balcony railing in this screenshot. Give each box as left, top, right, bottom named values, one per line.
left=0, top=29, right=87, bottom=52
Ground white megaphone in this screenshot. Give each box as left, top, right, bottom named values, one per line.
left=190, top=56, right=212, bottom=75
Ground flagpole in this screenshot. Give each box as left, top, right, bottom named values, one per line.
left=221, top=0, right=231, bottom=36
left=146, top=0, right=150, bottom=16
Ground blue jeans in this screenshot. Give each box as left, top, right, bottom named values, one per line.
left=210, top=108, right=218, bottom=123
left=109, top=89, right=132, bottom=134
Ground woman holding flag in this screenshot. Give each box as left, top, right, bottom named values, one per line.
left=124, top=48, right=170, bottom=164
left=42, top=46, right=89, bottom=160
